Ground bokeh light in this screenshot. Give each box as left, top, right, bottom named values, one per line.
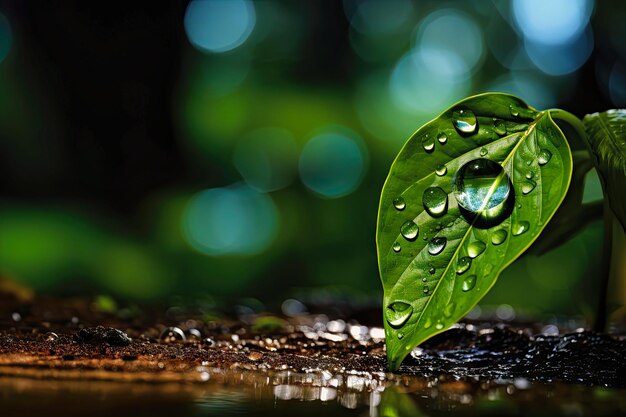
left=486, top=72, right=556, bottom=109
left=343, top=0, right=414, bottom=35
left=233, top=127, right=299, bottom=192
left=523, top=28, right=594, bottom=76
left=184, top=0, right=256, bottom=53
left=512, top=0, right=594, bottom=46
left=0, top=13, right=12, bottom=64
left=183, top=184, right=278, bottom=256
left=299, top=127, right=368, bottom=198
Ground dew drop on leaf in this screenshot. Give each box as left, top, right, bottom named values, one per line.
left=423, top=318, right=432, bottom=329
left=452, top=108, right=477, bottom=134
left=522, top=180, right=536, bottom=195
left=427, top=237, right=447, bottom=255
left=423, top=187, right=448, bottom=217
left=512, top=221, right=530, bottom=236
left=423, top=285, right=429, bottom=294
left=397, top=332, right=404, bottom=340
left=393, top=197, right=406, bottom=210
left=526, top=159, right=532, bottom=166
left=392, top=241, right=401, bottom=252
left=456, top=256, right=472, bottom=275
left=422, top=276, right=427, bottom=282
left=428, top=267, right=436, bottom=275
left=491, top=229, right=508, bottom=245
left=400, top=220, right=419, bottom=241
left=462, top=275, right=477, bottom=292
left=494, top=119, right=506, bottom=136
left=435, top=322, right=444, bottom=330
left=538, top=148, right=552, bottom=165
left=385, top=302, right=413, bottom=327
left=435, top=164, right=447, bottom=176
left=480, top=147, right=488, bottom=156
left=526, top=171, right=533, bottom=180
left=467, top=241, right=486, bottom=258
left=437, top=132, right=448, bottom=144
left=453, top=159, right=510, bottom=213
left=509, top=104, right=520, bottom=117
left=443, top=303, right=455, bottom=318
left=422, top=135, right=435, bottom=153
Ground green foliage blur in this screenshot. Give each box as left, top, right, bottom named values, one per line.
left=0, top=1, right=623, bottom=319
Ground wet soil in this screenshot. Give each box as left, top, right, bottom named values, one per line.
left=1, top=291, right=626, bottom=416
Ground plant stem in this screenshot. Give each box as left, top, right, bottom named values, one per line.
left=549, top=109, right=611, bottom=332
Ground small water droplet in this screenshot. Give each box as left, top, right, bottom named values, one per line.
left=160, top=327, right=186, bottom=343
left=45, top=332, right=59, bottom=342
left=538, top=149, right=552, bottom=165
left=422, top=276, right=427, bottom=282
left=462, top=275, right=477, bottom=292
left=468, top=241, right=486, bottom=258
left=423, top=187, right=448, bottom=217
left=494, top=119, right=506, bottom=135
left=393, top=197, right=406, bottom=211
left=401, top=220, right=419, bottom=241
left=437, top=132, right=448, bottom=144
left=435, top=322, right=444, bottom=330
left=516, top=203, right=522, bottom=209
left=385, top=302, right=413, bottom=327
left=428, top=237, right=447, bottom=255
left=522, top=180, right=536, bottom=195
left=436, top=164, right=447, bottom=176
left=423, top=285, right=429, bottom=294
left=423, top=318, right=433, bottom=329
left=480, top=147, right=488, bottom=156
left=509, top=104, right=520, bottom=117
left=456, top=256, right=472, bottom=275
left=429, top=267, right=436, bottom=275
left=512, top=221, right=530, bottom=236
left=422, top=135, right=435, bottom=153
left=398, top=332, right=404, bottom=340
left=392, top=241, right=401, bottom=252
left=452, top=108, right=477, bottom=134
left=444, top=303, right=455, bottom=318
left=453, top=159, right=510, bottom=213
left=526, top=159, right=532, bottom=166
left=526, top=171, right=533, bottom=180
left=491, top=229, right=508, bottom=245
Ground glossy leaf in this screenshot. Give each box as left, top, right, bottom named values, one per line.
left=583, top=109, right=626, bottom=232
left=377, top=93, right=573, bottom=370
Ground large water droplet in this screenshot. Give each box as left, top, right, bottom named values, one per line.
left=393, top=197, right=406, bottom=211
left=452, top=108, right=477, bottom=134
left=428, top=237, right=447, bottom=255
left=468, top=241, right=486, bottom=258
left=522, top=180, right=536, bottom=195
left=512, top=221, right=530, bottom=236
left=462, top=275, right=477, bottom=292
left=491, top=229, right=508, bottom=245
left=423, top=187, right=448, bottom=217
left=436, top=164, right=447, bottom=176
left=456, top=256, right=472, bottom=275
left=437, top=132, right=448, bottom=144
left=494, top=119, right=506, bottom=136
left=160, top=327, right=186, bottom=343
left=392, top=241, right=401, bottom=253
left=453, top=159, right=510, bottom=213
left=401, top=220, right=419, bottom=241
left=422, top=135, right=435, bottom=153
left=385, top=302, right=413, bottom=328
left=538, top=149, right=552, bottom=165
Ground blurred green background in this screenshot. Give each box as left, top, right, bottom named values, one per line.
left=0, top=0, right=623, bottom=319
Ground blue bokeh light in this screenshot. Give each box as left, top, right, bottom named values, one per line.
left=183, top=184, right=278, bottom=256
left=344, top=0, right=414, bottom=35
left=512, top=0, right=594, bottom=46
left=184, top=0, right=256, bottom=53
left=524, top=27, right=594, bottom=76
left=0, top=13, right=12, bottom=64
left=299, top=127, right=368, bottom=198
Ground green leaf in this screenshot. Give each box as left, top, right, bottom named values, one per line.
left=376, top=93, right=573, bottom=371
left=583, top=110, right=626, bottom=232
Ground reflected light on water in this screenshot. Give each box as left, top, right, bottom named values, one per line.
left=184, top=0, right=256, bottom=53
